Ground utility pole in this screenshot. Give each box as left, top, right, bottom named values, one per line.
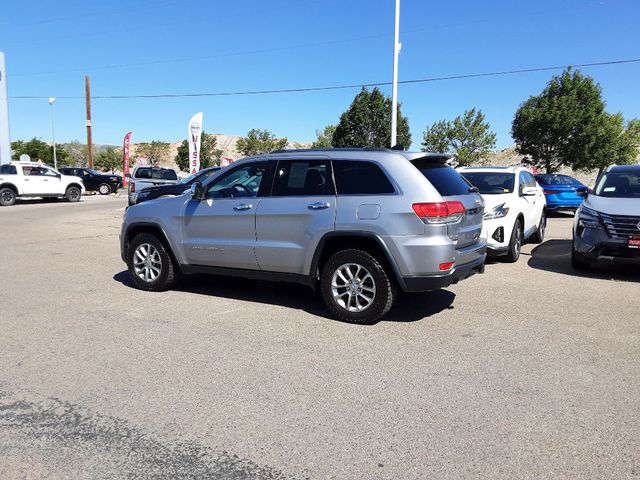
left=390, top=0, right=401, bottom=148
left=85, top=75, right=93, bottom=168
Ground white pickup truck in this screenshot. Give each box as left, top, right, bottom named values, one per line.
left=127, top=165, right=179, bottom=206
left=0, top=161, right=85, bottom=206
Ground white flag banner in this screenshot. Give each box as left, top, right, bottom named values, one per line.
left=188, top=112, right=203, bottom=174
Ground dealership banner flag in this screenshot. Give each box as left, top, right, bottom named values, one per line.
left=188, top=112, right=203, bottom=174
left=122, top=131, right=132, bottom=186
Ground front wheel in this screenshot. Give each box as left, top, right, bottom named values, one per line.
left=530, top=211, right=546, bottom=244
left=98, top=183, right=112, bottom=195
left=0, top=187, right=16, bottom=206
left=571, top=243, right=591, bottom=271
left=65, top=186, right=81, bottom=202
left=504, top=219, right=523, bottom=263
left=320, top=249, right=395, bottom=324
left=127, top=233, right=177, bottom=291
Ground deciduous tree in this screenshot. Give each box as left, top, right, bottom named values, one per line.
left=175, top=131, right=223, bottom=172
left=236, top=129, right=288, bottom=156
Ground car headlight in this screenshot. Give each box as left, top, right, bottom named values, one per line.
left=483, top=203, right=509, bottom=220
left=577, top=206, right=603, bottom=230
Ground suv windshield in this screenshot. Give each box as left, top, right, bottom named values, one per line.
left=412, top=161, right=472, bottom=196
left=594, top=170, right=640, bottom=198
left=461, top=172, right=515, bottom=194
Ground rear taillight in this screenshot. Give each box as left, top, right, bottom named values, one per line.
left=543, top=189, right=561, bottom=194
left=412, top=201, right=465, bottom=224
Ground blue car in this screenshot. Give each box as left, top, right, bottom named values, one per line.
left=535, top=174, right=588, bottom=211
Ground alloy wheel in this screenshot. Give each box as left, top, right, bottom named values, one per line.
left=133, top=243, right=163, bottom=282
left=331, top=263, right=376, bottom=312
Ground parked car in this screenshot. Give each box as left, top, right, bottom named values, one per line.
left=0, top=161, right=85, bottom=206
left=127, top=165, right=179, bottom=206
left=459, top=166, right=546, bottom=262
left=134, top=167, right=221, bottom=205
left=58, top=167, right=122, bottom=195
left=535, top=174, right=587, bottom=212
left=120, top=148, right=487, bottom=324
left=572, top=164, right=640, bottom=270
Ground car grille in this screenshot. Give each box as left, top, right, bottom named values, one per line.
left=600, top=212, right=640, bottom=240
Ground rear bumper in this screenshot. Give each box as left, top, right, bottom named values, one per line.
left=545, top=197, right=583, bottom=210
left=401, top=254, right=486, bottom=292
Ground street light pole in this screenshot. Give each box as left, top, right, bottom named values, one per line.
left=391, top=0, right=401, bottom=148
left=48, top=97, right=57, bottom=169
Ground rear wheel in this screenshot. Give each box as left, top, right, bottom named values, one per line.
left=127, top=233, right=177, bottom=291
left=65, top=186, right=81, bottom=202
left=504, top=219, right=523, bottom=263
left=530, top=211, right=546, bottom=244
left=320, top=249, right=395, bottom=324
left=0, top=187, right=16, bottom=206
left=98, top=183, right=111, bottom=195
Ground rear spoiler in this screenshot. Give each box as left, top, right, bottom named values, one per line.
left=402, top=152, right=454, bottom=165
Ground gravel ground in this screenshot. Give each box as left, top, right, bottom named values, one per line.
left=0, top=195, right=639, bottom=479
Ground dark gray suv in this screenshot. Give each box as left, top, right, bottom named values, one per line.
left=120, top=148, right=487, bottom=323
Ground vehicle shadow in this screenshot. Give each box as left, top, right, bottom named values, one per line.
left=113, top=271, right=456, bottom=324
left=527, top=239, right=640, bottom=282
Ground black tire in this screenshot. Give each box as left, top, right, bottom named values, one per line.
left=98, top=183, right=112, bottom=195
left=65, top=186, right=81, bottom=202
left=504, top=219, right=523, bottom=263
left=127, top=233, right=177, bottom=291
left=571, top=243, right=591, bottom=271
left=530, top=211, right=546, bottom=244
left=320, top=249, right=395, bottom=324
left=0, top=187, right=16, bottom=206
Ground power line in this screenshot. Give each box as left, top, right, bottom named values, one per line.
left=10, top=58, right=640, bottom=100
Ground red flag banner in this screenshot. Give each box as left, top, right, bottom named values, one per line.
left=122, top=131, right=132, bottom=186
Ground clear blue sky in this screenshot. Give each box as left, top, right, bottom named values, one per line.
left=2, top=0, right=639, bottom=149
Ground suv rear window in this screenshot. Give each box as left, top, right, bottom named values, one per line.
left=333, top=161, right=395, bottom=195
left=135, top=167, right=177, bottom=181
left=412, top=161, right=471, bottom=196
left=0, top=164, right=17, bottom=174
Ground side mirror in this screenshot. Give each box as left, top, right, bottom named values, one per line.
left=576, top=188, right=588, bottom=198
left=190, top=181, right=204, bottom=200
left=521, top=186, right=537, bottom=196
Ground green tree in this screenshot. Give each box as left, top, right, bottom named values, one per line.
left=62, top=140, right=88, bottom=166
left=11, top=137, right=70, bottom=166
left=311, top=125, right=336, bottom=148
left=511, top=68, right=637, bottom=174
left=331, top=87, right=411, bottom=149
left=94, top=146, right=122, bottom=173
left=421, top=120, right=452, bottom=154
left=175, top=131, right=223, bottom=172
left=421, top=109, right=497, bottom=165
left=236, top=129, right=288, bottom=156
left=134, top=140, right=170, bottom=165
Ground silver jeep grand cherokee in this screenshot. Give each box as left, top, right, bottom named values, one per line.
left=120, top=148, right=486, bottom=324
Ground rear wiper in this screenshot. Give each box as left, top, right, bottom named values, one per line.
left=468, top=186, right=480, bottom=193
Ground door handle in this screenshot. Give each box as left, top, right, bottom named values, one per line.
left=233, top=203, right=252, bottom=211
left=308, top=202, right=330, bottom=210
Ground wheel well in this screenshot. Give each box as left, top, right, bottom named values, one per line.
left=0, top=183, right=18, bottom=194
left=66, top=183, right=83, bottom=191
left=125, top=224, right=180, bottom=269
left=314, top=235, right=399, bottom=282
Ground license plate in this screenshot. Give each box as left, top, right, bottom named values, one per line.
left=629, top=238, right=640, bottom=249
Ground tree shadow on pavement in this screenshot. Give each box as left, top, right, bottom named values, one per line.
left=527, top=239, right=640, bottom=283
left=113, top=271, right=455, bottom=324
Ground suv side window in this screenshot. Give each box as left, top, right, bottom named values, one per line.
left=271, top=160, right=333, bottom=197
left=206, top=161, right=268, bottom=199
left=0, top=164, right=17, bottom=174
left=333, top=160, right=395, bottom=195
left=523, top=172, right=537, bottom=188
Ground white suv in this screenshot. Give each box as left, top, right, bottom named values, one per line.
left=0, top=161, right=85, bottom=206
left=459, top=166, right=546, bottom=262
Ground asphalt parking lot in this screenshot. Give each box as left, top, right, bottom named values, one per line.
left=1, top=196, right=639, bottom=479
